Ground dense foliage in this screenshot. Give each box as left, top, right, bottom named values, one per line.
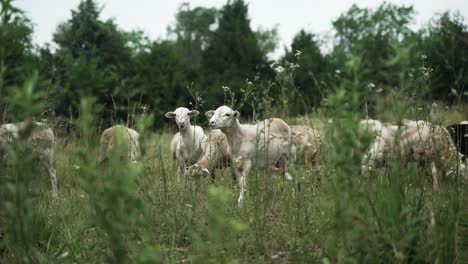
left=1, top=0, right=467, bottom=122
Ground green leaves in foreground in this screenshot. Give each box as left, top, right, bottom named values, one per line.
left=190, top=186, right=246, bottom=264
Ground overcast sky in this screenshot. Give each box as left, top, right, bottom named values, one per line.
left=15, top=0, right=468, bottom=57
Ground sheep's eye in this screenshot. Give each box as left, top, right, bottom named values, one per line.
left=224, top=113, right=231, bottom=117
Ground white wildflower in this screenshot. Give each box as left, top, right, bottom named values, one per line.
left=432, top=102, right=437, bottom=107
left=60, top=251, right=69, bottom=258
left=417, top=107, right=423, bottom=111
left=335, top=69, right=341, bottom=74
left=274, top=66, right=285, bottom=74
left=73, top=164, right=80, bottom=170
left=367, top=83, right=376, bottom=88
left=376, top=88, right=383, bottom=93
left=294, top=50, right=302, bottom=57
left=222, top=86, right=230, bottom=92
left=421, top=54, right=427, bottom=60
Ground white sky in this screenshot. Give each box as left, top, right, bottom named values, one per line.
left=15, top=0, right=468, bottom=58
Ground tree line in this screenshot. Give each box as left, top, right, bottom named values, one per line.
left=0, top=0, right=467, bottom=126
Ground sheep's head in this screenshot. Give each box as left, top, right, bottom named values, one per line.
left=165, top=107, right=199, bottom=131
left=186, top=164, right=211, bottom=178
left=359, top=119, right=384, bottom=137
left=205, top=106, right=240, bottom=130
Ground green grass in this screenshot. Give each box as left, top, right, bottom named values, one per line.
left=1, top=106, right=467, bottom=263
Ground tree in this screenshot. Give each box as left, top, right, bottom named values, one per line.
left=255, top=26, right=279, bottom=56
left=0, top=0, right=35, bottom=90
left=50, top=0, right=133, bottom=119
left=202, top=0, right=269, bottom=109
left=331, top=3, right=415, bottom=91
left=130, top=41, right=190, bottom=118
left=420, top=12, right=468, bottom=102
left=169, top=3, right=218, bottom=68
left=283, top=30, right=331, bottom=111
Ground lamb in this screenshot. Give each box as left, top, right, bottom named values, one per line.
left=0, top=121, right=57, bottom=199
left=186, top=129, right=230, bottom=180
left=290, top=125, right=323, bottom=167
left=165, top=107, right=205, bottom=182
left=361, top=119, right=464, bottom=187
left=206, top=105, right=292, bottom=205
left=98, top=125, right=140, bottom=164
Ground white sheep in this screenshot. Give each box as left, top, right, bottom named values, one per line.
left=165, top=107, right=205, bottom=182
left=98, top=125, right=140, bottom=164
left=290, top=125, right=323, bottom=168
left=361, top=119, right=463, bottom=188
left=186, top=129, right=230, bottom=180
left=0, top=121, right=58, bottom=199
left=206, top=105, right=292, bottom=205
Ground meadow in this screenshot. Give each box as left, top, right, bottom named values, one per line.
left=1, top=96, right=467, bottom=264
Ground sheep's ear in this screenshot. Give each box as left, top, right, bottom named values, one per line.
left=189, top=110, right=200, bottom=117
left=205, top=110, right=215, bottom=119
left=165, top=112, right=176, bottom=119
left=234, top=110, right=240, bottom=119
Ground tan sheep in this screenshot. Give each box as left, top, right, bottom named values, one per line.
left=98, top=125, right=140, bottom=164
left=186, top=129, right=230, bottom=180
left=0, top=121, right=57, bottom=199
left=206, top=105, right=292, bottom=205
left=290, top=125, right=322, bottom=168
left=362, top=119, right=463, bottom=188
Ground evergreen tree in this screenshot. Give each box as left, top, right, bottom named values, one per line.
left=202, top=0, right=268, bottom=108
left=284, top=30, right=331, bottom=111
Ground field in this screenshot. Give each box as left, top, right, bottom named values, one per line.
left=1, top=101, right=467, bottom=263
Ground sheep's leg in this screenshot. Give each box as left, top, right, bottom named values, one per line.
left=304, top=149, right=313, bottom=169
left=430, top=161, right=439, bottom=189
left=210, top=168, right=216, bottom=183
left=49, top=166, right=58, bottom=200
left=41, top=156, right=58, bottom=200
left=229, top=160, right=240, bottom=188
left=177, top=163, right=185, bottom=183
left=238, top=160, right=251, bottom=206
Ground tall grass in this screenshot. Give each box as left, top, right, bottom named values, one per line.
left=0, top=65, right=467, bottom=264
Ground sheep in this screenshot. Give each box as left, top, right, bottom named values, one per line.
left=186, top=129, right=230, bottom=180
left=361, top=119, right=463, bottom=188
left=206, top=105, right=292, bottom=205
left=0, top=121, right=57, bottom=199
left=165, top=107, right=205, bottom=182
left=98, top=125, right=140, bottom=164
left=290, top=125, right=323, bottom=168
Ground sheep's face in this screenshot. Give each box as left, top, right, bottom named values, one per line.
left=165, top=107, right=199, bottom=131
left=206, top=106, right=240, bottom=130
left=186, top=164, right=211, bottom=178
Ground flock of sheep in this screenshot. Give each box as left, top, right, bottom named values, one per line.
left=0, top=105, right=466, bottom=206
